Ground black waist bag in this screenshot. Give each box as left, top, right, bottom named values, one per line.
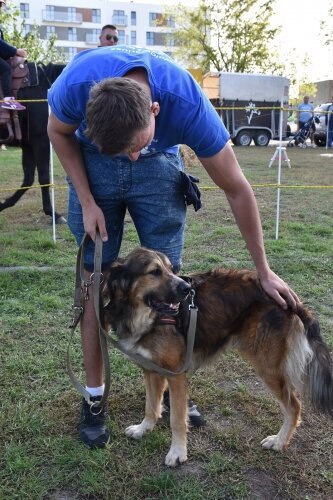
left=179, top=171, right=202, bottom=212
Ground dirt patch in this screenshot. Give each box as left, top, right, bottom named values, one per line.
left=46, top=490, right=81, bottom=500
left=244, top=468, right=282, bottom=499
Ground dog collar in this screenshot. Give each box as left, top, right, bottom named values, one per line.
left=156, top=316, right=177, bottom=325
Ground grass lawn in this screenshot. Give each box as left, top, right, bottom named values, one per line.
left=0, top=144, right=333, bottom=499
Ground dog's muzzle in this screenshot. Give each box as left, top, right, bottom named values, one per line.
left=148, top=279, right=191, bottom=316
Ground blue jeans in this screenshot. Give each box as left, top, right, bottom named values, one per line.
left=0, top=57, right=12, bottom=97
left=67, top=145, right=186, bottom=272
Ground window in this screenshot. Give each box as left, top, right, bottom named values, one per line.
left=146, top=32, right=171, bottom=46
left=92, top=9, right=101, bottom=23
left=166, top=33, right=175, bottom=46
left=165, top=16, right=175, bottom=28
left=149, top=12, right=175, bottom=28
left=131, top=11, right=136, bottom=26
left=23, top=24, right=31, bottom=37
left=45, top=5, right=55, bottom=21
left=149, top=13, right=162, bottom=27
left=113, top=10, right=126, bottom=25
left=118, top=29, right=125, bottom=44
left=68, top=7, right=76, bottom=23
left=46, top=25, right=55, bottom=40
left=92, top=28, right=99, bottom=39
left=67, top=47, right=77, bottom=61
left=20, top=3, right=29, bottom=18
left=68, top=27, right=77, bottom=42
left=86, top=29, right=99, bottom=44
left=131, top=31, right=136, bottom=45
left=146, top=32, right=154, bottom=46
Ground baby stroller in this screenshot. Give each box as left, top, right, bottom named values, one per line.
left=287, top=116, right=319, bottom=148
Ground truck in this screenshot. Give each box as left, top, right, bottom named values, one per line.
left=311, top=80, right=333, bottom=106
left=202, top=72, right=290, bottom=146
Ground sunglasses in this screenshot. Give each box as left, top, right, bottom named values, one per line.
left=105, top=34, right=119, bottom=42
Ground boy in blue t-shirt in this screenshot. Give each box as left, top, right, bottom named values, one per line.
left=48, top=46, right=300, bottom=452
left=297, top=95, right=315, bottom=145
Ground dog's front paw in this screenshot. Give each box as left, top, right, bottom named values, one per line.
left=165, top=445, right=187, bottom=467
left=260, top=435, right=285, bottom=451
left=125, top=420, right=153, bottom=440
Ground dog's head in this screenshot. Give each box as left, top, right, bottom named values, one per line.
left=102, top=247, right=191, bottom=337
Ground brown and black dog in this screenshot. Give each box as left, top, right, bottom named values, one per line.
left=102, top=247, right=333, bottom=467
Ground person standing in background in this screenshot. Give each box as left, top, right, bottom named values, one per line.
left=326, top=99, right=333, bottom=148
left=297, top=95, right=315, bottom=146
left=99, top=24, right=119, bottom=47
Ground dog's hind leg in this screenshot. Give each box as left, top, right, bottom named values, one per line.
left=125, top=371, right=167, bottom=440
left=260, top=375, right=301, bottom=451
left=164, top=373, right=188, bottom=467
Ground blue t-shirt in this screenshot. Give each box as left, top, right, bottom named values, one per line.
left=48, top=46, right=229, bottom=157
left=298, top=102, right=314, bottom=123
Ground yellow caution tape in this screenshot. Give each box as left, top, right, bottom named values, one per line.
left=1, top=183, right=332, bottom=193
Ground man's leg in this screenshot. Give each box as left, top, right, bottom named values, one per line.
left=78, top=273, right=110, bottom=448
left=67, top=146, right=126, bottom=448
left=81, top=283, right=103, bottom=387
left=0, top=58, right=12, bottom=97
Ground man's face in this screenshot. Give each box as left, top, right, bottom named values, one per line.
left=99, top=28, right=119, bottom=47
left=124, top=113, right=156, bottom=161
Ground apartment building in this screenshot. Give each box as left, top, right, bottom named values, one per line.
left=12, top=0, right=177, bottom=60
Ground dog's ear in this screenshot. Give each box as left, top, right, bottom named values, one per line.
left=103, top=258, right=131, bottom=300
left=100, top=260, right=124, bottom=305
left=100, top=269, right=111, bottom=307
left=154, top=251, right=174, bottom=272
left=102, top=259, right=132, bottom=320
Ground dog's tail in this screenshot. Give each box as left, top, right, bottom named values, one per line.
left=292, top=307, right=333, bottom=417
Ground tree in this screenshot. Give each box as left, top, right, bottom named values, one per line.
left=0, top=1, right=66, bottom=63
left=321, top=2, right=333, bottom=47
left=168, top=0, right=283, bottom=74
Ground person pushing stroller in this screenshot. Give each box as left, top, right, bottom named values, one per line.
left=296, top=95, right=316, bottom=147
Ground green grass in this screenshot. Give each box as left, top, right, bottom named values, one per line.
left=0, top=145, right=333, bottom=499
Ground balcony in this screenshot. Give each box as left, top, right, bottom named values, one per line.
left=42, top=10, right=83, bottom=23
left=86, top=33, right=99, bottom=45
left=112, top=15, right=128, bottom=27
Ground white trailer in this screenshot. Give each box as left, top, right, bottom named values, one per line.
left=203, top=72, right=290, bottom=146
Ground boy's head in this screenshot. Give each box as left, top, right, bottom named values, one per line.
left=85, top=78, right=156, bottom=159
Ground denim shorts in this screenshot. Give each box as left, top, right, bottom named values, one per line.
left=67, top=144, right=186, bottom=272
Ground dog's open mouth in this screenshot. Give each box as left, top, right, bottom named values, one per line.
left=149, top=299, right=180, bottom=316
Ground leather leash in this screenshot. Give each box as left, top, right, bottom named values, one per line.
left=67, top=232, right=198, bottom=410
left=67, top=232, right=111, bottom=411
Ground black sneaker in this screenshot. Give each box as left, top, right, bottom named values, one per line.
left=187, top=399, right=206, bottom=427
left=163, top=391, right=206, bottom=427
left=78, top=396, right=110, bottom=449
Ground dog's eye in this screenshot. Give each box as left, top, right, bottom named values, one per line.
left=149, top=268, right=162, bottom=276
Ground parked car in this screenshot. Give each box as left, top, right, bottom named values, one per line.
left=286, top=117, right=297, bottom=137
left=314, top=102, right=332, bottom=146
